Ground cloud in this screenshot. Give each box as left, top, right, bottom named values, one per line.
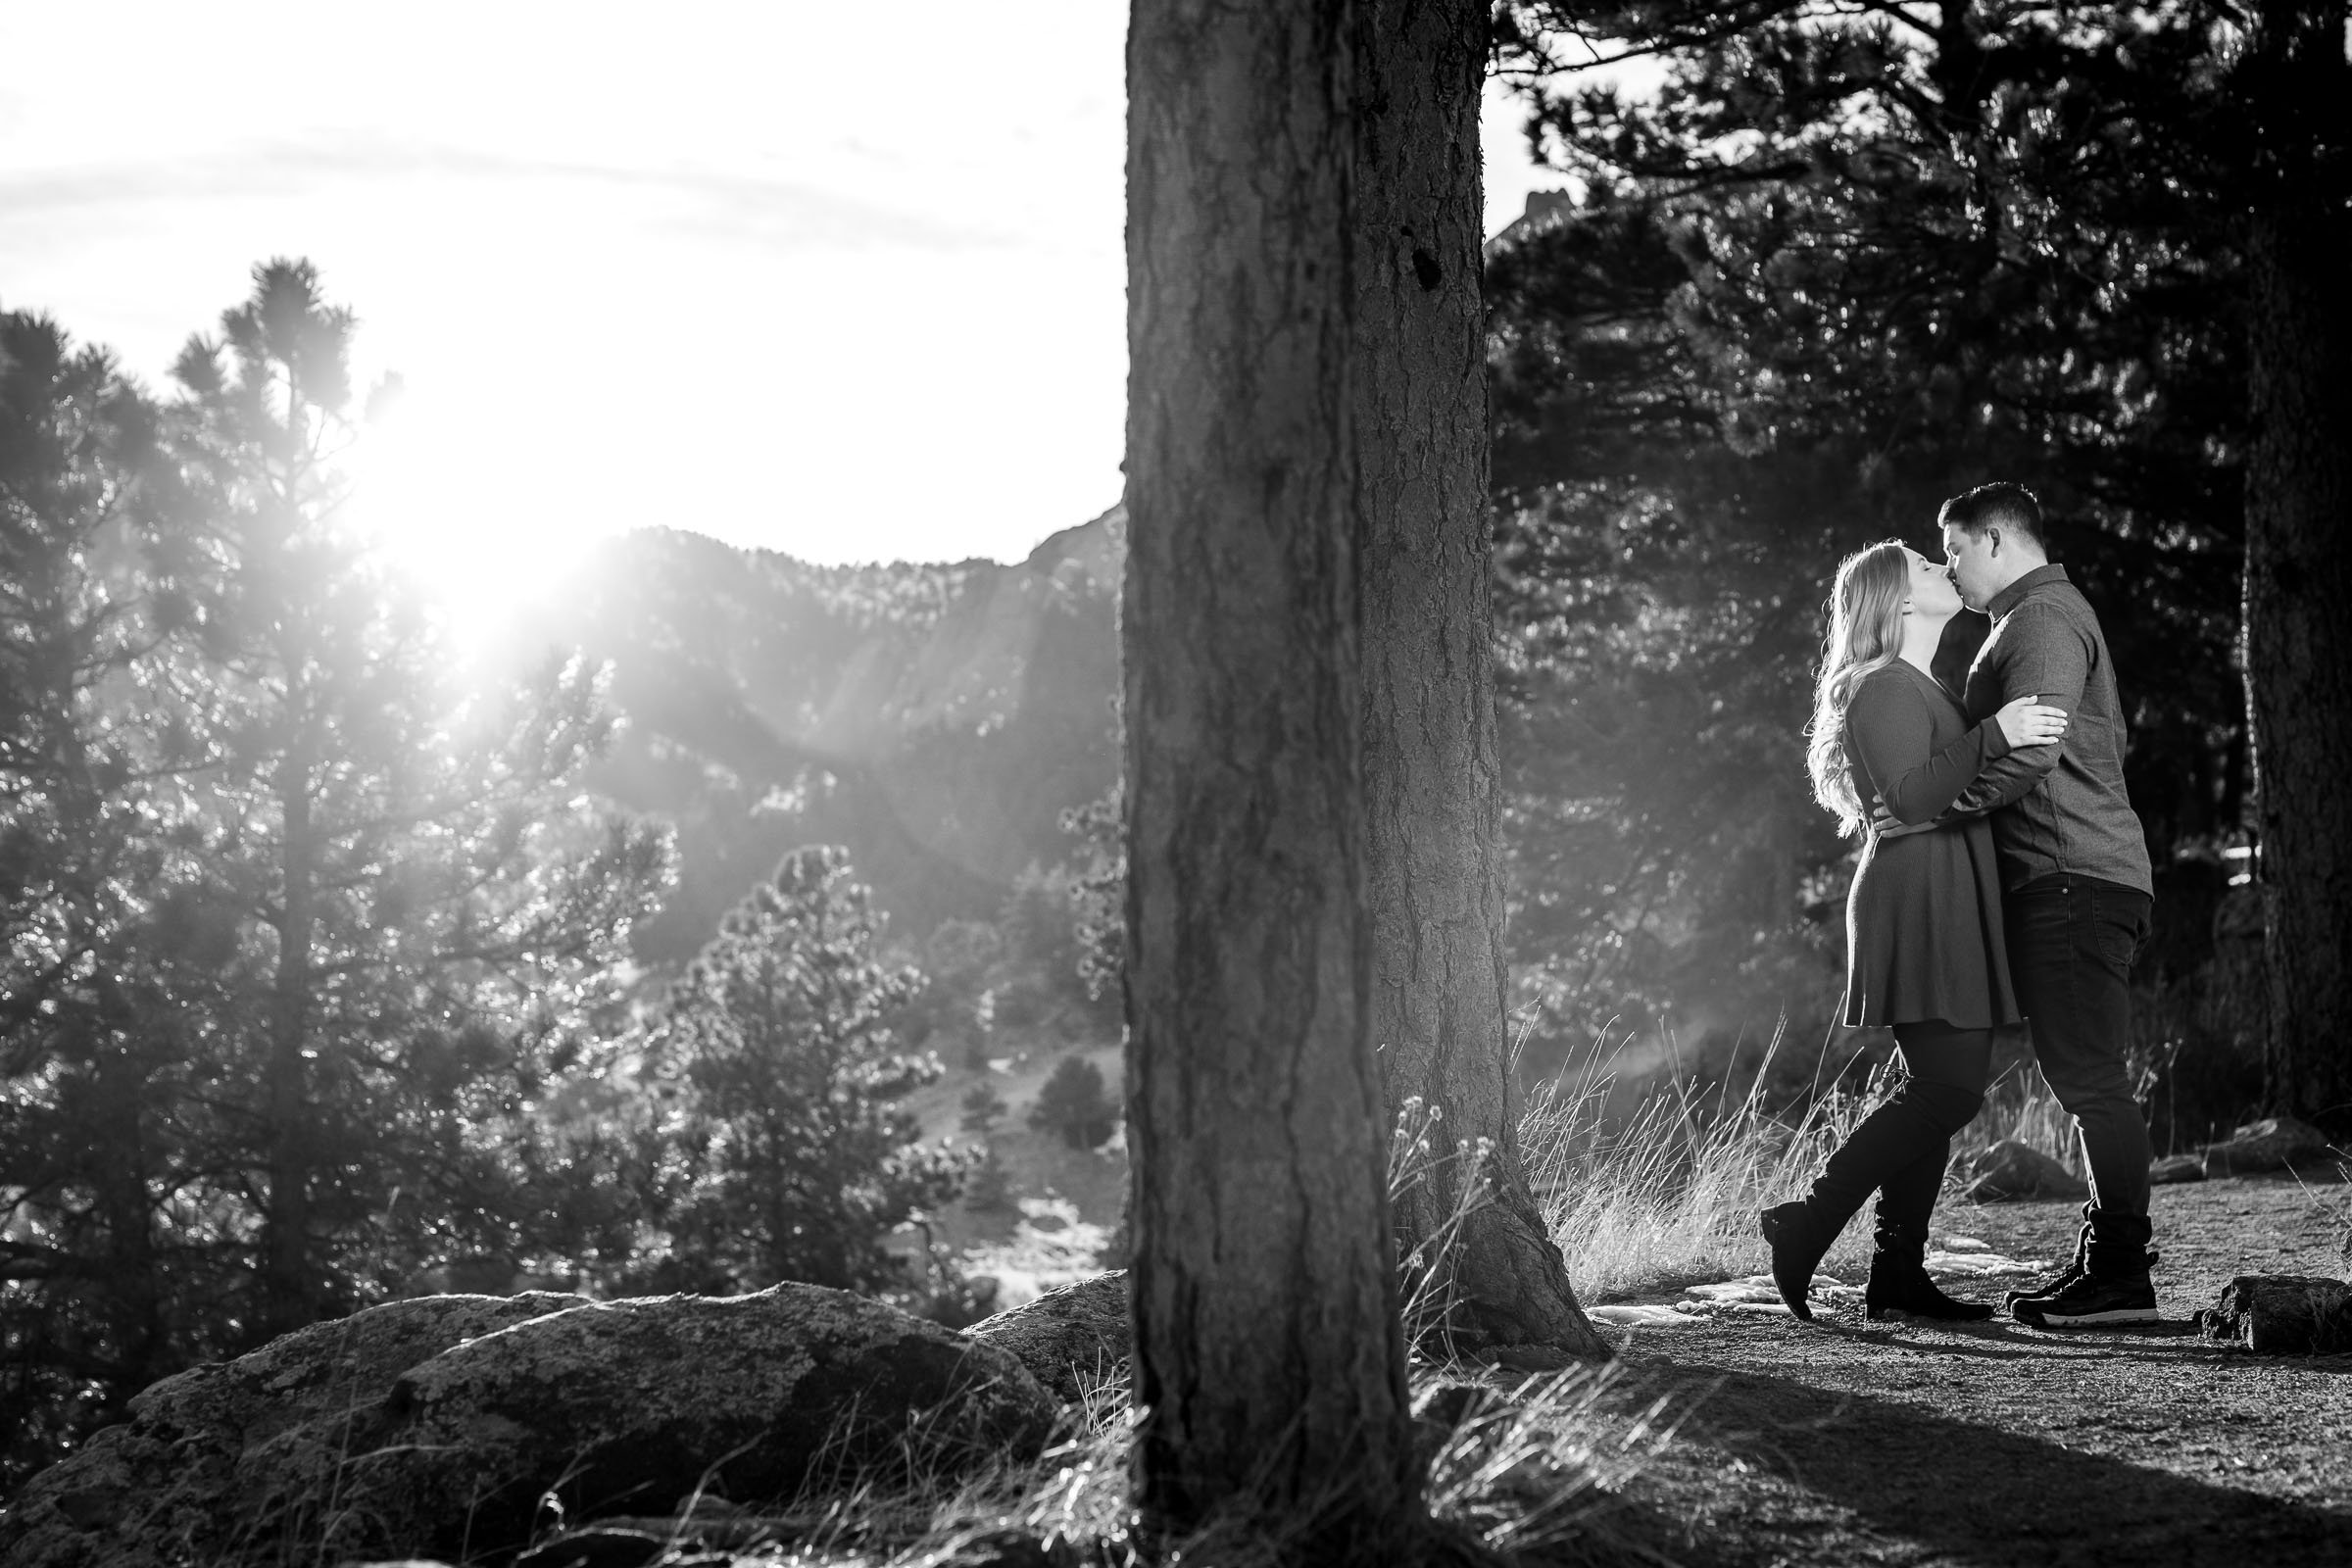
left=0, top=130, right=1004, bottom=256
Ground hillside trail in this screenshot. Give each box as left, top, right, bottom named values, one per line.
left=1562, top=1172, right=2352, bottom=1567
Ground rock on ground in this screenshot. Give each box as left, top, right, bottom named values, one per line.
left=2, top=1285, right=1056, bottom=1568
left=2202, top=1116, right=2335, bottom=1177
left=0, top=1291, right=579, bottom=1568
left=283, top=1284, right=1056, bottom=1561
left=2150, top=1153, right=2207, bottom=1185
left=1957, top=1138, right=2089, bottom=1202
left=2195, top=1274, right=2352, bottom=1354
left=965, top=1269, right=1129, bottom=1403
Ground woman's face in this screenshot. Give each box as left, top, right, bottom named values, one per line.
left=1901, top=546, right=1963, bottom=618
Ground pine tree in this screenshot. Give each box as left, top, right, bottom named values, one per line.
left=158, top=260, right=670, bottom=1342
left=1492, top=0, right=2351, bottom=1127
left=2233, top=0, right=2352, bottom=1131
left=4, top=272, right=670, bottom=1483
left=0, top=311, right=207, bottom=1485
left=645, top=846, right=971, bottom=1293
left=958, top=1078, right=1008, bottom=1139
left=1026, top=1054, right=1115, bottom=1150
left=1481, top=4, right=2257, bottom=1061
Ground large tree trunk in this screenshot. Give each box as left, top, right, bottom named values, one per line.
left=1124, top=0, right=1416, bottom=1546
left=1351, top=0, right=1609, bottom=1364
left=2241, top=0, right=2352, bottom=1134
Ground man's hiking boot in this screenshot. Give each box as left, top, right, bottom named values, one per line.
left=2012, top=1267, right=2160, bottom=1328
left=2007, top=1259, right=2082, bottom=1309
left=2014, top=1206, right=2160, bottom=1328
left=2006, top=1202, right=2091, bottom=1308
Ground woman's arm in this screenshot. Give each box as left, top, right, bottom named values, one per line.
left=1847, top=674, right=2011, bottom=827
left=1943, top=602, right=2085, bottom=816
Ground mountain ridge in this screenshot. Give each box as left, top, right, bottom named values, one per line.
left=502, top=506, right=1125, bottom=965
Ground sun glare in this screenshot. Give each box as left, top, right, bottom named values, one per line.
left=345, top=385, right=618, bottom=653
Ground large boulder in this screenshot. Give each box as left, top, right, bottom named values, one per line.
left=966, top=1270, right=1129, bottom=1402
left=1956, top=1139, right=2089, bottom=1202
left=1, top=1285, right=1057, bottom=1568
left=0, top=1291, right=580, bottom=1568
left=2202, top=1115, right=2334, bottom=1177
left=262, top=1284, right=1058, bottom=1562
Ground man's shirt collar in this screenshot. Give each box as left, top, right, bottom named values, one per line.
left=1987, top=562, right=2069, bottom=620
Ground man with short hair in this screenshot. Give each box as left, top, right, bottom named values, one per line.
left=1936, top=481, right=2159, bottom=1328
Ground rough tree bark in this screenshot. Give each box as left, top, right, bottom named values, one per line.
left=2239, top=0, right=2352, bottom=1133
left=1351, top=0, right=1609, bottom=1363
left=1124, top=0, right=1416, bottom=1546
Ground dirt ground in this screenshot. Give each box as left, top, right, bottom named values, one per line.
left=1566, top=1170, right=2352, bottom=1568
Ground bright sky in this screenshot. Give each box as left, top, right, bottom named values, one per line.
left=1, top=2, right=1573, bottom=623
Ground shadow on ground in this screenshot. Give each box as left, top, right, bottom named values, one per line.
left=1586, top=1351, right=2352, bottom=1568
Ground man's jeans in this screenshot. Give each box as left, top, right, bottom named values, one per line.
left=2008, top=875, right=2155, bottom=1217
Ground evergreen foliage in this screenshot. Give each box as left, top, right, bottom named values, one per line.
left=514, top=517, right=1123, bottom=967
left=1, top=311, right=192, bottom=1482
left=163, top=262, right=673, bottom=1343
left=633, top=846, right=973, bottom=1294
left=1482, top=3, right=2252, bottom=1070
left=0, top=268, right=671, bottom=1491
left=5, top=18, right=2326, bottom=1484
left=963, top=1152, right=1017, bottom=1214
left=1027, top=1054, right=1117, bottom=1151
left=1060, top=783, right=1125, bottom=1004
left=959, top=1078, right=1009, bottom=1140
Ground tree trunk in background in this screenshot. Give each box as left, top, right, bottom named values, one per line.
left=1124, top=0, right=1415, bottom=1546
left=2241, top=0, right=2352, bottom=1134
left=258, top=740, right=320, bottom=1343
left=91, top=1017, right=163, bottom=1393
left=1352, top=0, right=1610, bottom=1364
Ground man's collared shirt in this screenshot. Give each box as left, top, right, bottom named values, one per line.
left=1958, top=563, right=2154, bottom=895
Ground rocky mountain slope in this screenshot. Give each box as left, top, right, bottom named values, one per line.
left=498, top=508, right=1125, bottom=966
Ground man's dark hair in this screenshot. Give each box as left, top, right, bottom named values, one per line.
left=1937, top=481, right=2045, bottom=550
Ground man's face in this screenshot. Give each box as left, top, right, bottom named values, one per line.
left=1940, top=522, right=1998, bottom=612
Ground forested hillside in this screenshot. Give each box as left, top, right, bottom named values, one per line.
left=500, top=513, right=1123, bottom=969
left=0, top=268, right=1119, bottom=1493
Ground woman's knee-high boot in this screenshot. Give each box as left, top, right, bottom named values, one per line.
left=1763, top=1076, right=1983, bottom=1321
left=1760, top=1115, right=1891, bottom=1319
left=1863, top=1147, right=1994, bottom=1321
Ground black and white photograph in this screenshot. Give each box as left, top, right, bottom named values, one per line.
left=4, top=3, right=2349, bottom=1564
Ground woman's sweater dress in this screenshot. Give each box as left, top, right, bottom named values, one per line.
left=1840, top=660, right=2024, bottom=1029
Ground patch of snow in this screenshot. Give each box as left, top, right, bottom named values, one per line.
left=1686, top=1281, right=1782, bottom=1304
left=1925, top=1250, right=2049, bottom=1278
left=1683, top=1274, right=1859, bottom=1313
left=1588, top=1303, right=1701, bottom=1328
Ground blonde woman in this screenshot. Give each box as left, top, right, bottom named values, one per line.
left=1762, top=540, right=2068, bottom=1321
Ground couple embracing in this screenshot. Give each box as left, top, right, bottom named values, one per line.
left=1767, top=481, right=2160, bottom=1329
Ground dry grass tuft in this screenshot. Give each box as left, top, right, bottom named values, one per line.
left=1521, top=1022, right=1891, bottom=1302
left=1422, top=1364, right=1681, bottom=1562
left=1959, top=1056, right=2087, bottom=1179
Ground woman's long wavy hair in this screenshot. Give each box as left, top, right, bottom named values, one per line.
left=1806, top=541, right=1912, bottom=837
